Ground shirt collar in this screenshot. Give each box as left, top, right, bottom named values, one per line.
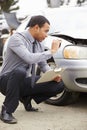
left=24, top=29, right=35, bottom=43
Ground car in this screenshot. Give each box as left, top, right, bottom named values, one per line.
left=15, top=6, right=87, bottom=105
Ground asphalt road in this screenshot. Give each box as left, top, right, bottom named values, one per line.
left=0, top=93, right=87, bottom=130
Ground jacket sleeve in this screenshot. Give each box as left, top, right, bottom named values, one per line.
left=8, top=35, right=53, bottom=64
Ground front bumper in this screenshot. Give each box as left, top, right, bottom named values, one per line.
left=54, top=59, right=87, bottom=92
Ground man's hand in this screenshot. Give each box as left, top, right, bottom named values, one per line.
left=51, top=39, right=61, bottom=54
left=53, top=75, right=62, bottom=82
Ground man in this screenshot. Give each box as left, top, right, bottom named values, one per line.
left=1, top=29, right=9, bottom=46
left=0, top=29, right=9, bottom=58
left=0, top=15, right=64, bottom=124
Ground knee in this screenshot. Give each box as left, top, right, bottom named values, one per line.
left=50, top=81, right=64, bottom=94
left=54, top=81, right=64, bottom=93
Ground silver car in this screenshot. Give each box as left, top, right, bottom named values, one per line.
left=16, top=6, right=87, bottom=105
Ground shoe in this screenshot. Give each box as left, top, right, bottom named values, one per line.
left=24, top=103, right=38, bottom=112
left=20, top=97, right=38, bottom=112
left=0, top=105, right=17, bottom=124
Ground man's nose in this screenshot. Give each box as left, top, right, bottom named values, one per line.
left=45, top=33, right=48, bottom=37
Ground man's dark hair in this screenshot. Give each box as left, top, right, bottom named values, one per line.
left=27, top=15, right=50, bottom=28
left=1, top=28, right=9, bottom=34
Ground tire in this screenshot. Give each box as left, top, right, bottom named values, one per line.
left=45, top=89, right=80, bottom=106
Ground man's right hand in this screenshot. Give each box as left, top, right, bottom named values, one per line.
left=51, top=39, right=61, bottom=54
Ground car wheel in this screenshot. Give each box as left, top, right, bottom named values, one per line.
left=45, top=89, right=80, bottom=106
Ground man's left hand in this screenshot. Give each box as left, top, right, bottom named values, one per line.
left=53, top=75, right=62, bottom=82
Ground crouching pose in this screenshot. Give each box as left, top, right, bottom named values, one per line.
left=0, top=15, right=64, bottom=124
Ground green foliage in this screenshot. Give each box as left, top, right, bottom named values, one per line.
left=0, top=0, right=19, bottom=13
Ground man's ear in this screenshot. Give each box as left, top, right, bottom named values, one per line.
left=34, top=25, right=39, bottom=32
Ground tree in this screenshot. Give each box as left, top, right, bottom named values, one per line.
left=0, top=0, right=19, bottom=13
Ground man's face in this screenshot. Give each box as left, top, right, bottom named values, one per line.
left=2, top=38, right=8, bottom=44
left=35, top=23, right=50, bottom=42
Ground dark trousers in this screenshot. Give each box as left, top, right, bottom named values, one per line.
left=0, top=68, right=64, bottom=113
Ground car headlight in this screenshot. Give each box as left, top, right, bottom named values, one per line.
left=64, top=45, right=87, bottom=59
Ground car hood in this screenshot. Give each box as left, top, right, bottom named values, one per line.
left=44, top=7, right=87, bottom=39
left=52, top=29, right=87, bottom=39
left=17, top=6, right=87, bottom=39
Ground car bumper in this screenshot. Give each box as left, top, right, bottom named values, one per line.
left=54, top=59, right=87, bottom=92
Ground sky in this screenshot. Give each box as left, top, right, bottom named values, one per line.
left=16, top=0, right=48, bottom=17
